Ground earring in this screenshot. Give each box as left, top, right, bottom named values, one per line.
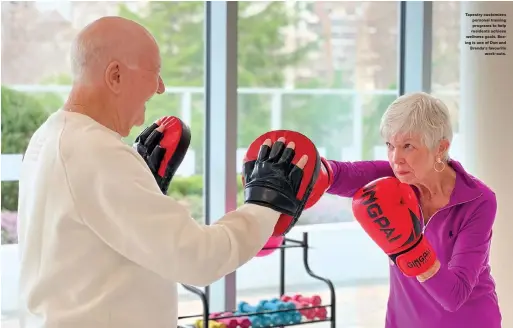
left=434, top=158, right=445, bottom=173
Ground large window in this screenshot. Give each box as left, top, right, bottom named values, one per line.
left=2, top=2, right=463, bottom=328
left=431, top=1, right=463, bottom=163
left=0, top=1, right=205, bottom=325
left=235, top=2, right=398, bottom=327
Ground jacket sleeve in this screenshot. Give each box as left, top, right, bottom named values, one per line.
left=419, top=194, right=497, bottom=312
left=326, top=160, right=395, bottom=197
left=65, top=142, right=279, bottom=287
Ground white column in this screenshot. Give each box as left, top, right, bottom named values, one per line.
left=460, top=2, right=513, bottom=326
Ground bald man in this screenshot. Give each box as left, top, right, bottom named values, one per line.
left=17, top=17, right=308, bottom=328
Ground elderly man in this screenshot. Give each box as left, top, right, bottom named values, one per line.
left=17, top=17, right=310, bottom=328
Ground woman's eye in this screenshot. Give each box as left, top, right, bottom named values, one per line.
left=404, top=143, right=413, bottom=149
left=386, top=142, right=394, bottom=150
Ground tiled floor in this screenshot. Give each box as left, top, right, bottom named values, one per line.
left=2, top=282, right=389, bottom=328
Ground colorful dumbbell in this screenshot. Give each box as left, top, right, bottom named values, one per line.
left=281, top=296, right=316, bottom=319
left=283, top=294, right=326, bottom=320
left=210, top=312, right=251, bottom=328
left=291, top=294, right=322, bottom=306
left=195, top=319, right=226, bottom=328
left=235, top=303, right=271, bottom=328
left=237, top=301, right=259, bottom=314
left=257, top=300, right=290, bottom=325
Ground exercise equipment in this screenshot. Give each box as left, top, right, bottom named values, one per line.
left=194, top=320, right=226, bottom=328
left=243, top=130, right=325, bottom=236
left=134, top=116, right=191, bottom=194
left=256, top=235, right=284, bottom=257
left=280, top=296, right=315, bottom=319
left=257, top=299, right=296, bottom=324
left=177, top=233, right=336, bottom=328
left=282, top=294, right=326, bottom=320
left=210, top=312, right=250, bottom=328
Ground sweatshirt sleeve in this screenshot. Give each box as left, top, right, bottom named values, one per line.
left=419, top=194, right=497, bottom=312
left=327, top=160, right=394, bottom=197
left=64, top=140, right=279, bottom=287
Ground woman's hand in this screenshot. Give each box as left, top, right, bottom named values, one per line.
left=417, top=259, right=441, bottom=282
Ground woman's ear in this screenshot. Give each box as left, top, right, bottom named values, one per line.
left=437, top=139, right=450, bottom=159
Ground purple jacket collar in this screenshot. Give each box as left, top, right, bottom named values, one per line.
left=448, top=159, right=484, bottom=206
left=412, top=159, right=483, bottom=207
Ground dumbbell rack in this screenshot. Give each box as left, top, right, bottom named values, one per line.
left=178, top=232, right=336, bottom=328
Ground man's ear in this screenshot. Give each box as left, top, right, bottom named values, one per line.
left=105, top=61, right=122, bottom=94
left=437, top=139, right=450, bottom=159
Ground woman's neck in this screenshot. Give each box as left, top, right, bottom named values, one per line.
left=415, top=165, right=457, bottom=201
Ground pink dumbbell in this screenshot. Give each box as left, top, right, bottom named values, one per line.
left=280, top=296, right=316, bottom=319
left=211, top=312, right=251, bottom=328
left=291, top=294, right=322, bottom=306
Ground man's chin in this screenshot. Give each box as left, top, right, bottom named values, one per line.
left=134, top=116, right=146, bottom=127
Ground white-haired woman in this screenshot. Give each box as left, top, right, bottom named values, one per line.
left=326, top=92, right=501, bottom=327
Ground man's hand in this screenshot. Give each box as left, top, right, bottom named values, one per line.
left=134, top=116, right=191, bottom=194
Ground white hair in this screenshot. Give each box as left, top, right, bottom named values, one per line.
left=379, top=92, right=453, bottom=160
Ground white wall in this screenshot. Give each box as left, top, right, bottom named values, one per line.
left=460, top=2, right=513, bottom=326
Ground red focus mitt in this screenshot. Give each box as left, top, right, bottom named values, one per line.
left=243, top=130, right=332, bottom=236
left=134, top=116, right=191, bottom=194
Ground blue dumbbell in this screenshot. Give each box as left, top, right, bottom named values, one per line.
left=268, top=313, right=285, bottom=326
left=237, top=301, right=259, bottom=314
left=234, top=311, right=264, bottom=328
left=261, top=300, right=293, bottom=325
left=260, top=314, right=272, bottom=327
left=248, top=315, right=264, bottom=327
left=285, top=311, right=302, bottom=324
left=270, top=299, right=297, bottom=321
left=258, top=300, right=287, bottom=311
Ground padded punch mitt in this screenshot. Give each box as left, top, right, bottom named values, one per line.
left=134, top=116, right=191, bottom=195
left=243, top=130, right=326, bottom=236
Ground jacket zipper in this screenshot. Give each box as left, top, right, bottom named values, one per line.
left=421, top=194, right=483, bottom=233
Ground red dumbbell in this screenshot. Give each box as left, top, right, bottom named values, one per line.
left=209, top=313, right=237, bottom=328
left=236, top=316, right=251, bottom=328
left=212, top=312, right=251, bottom=328
left=280, top=296, right=316, bottom=319
left=315, top=307, right=328, bottom=320
left=291, top=294, right=322, bottom=306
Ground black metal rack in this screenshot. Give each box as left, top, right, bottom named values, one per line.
left=178, top=232, right=336, bottom=328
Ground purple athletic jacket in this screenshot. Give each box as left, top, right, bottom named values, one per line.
left=327, top=159, right=502, bottom=328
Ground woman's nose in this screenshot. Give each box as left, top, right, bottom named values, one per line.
left=391, top=149, right=403, bottom=164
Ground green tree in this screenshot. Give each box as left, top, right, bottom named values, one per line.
left=1, top=86, right=51, bottom=211
left=361, top=83, right=397, bottom=160
left=282, top=70, right=353, bottom=159
left=118, top=2, right=316, bottom=164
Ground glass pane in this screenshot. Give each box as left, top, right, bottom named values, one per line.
left=431, top=2, right=463, bottom=163
left=1, top=1, right=206, bottom=325
left=236, top=2, right=399, bottom=327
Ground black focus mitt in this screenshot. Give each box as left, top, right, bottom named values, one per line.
left=134, top=116, right=191, bottom=194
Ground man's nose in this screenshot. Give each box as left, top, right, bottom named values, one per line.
left=156, top=76, right=165, bottom=94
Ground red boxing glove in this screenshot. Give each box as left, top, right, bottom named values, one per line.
left=352, top=177, right=437, bottom=277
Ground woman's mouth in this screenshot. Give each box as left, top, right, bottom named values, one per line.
left=396, top=171, right=410, bottom=176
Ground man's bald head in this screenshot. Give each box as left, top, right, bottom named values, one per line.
left=64, top=16, right=165, bottom=137
left=70, top=16, right=159, bottom=84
